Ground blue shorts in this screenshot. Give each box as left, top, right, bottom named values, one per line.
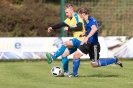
left=68, top=38, right=81, bottom=54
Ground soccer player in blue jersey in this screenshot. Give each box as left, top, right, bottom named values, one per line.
left=46, top=4, right=85, bottom=76
left=69, top=7, right=123, bottom=77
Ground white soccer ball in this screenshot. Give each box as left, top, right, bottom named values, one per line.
left=51, top=66, right=62, bottom=77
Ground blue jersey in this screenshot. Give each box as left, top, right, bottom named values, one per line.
left=85, top=16, right=99, bottom=44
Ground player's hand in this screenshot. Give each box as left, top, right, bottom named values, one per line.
left=79, top=34, right=85, bottom=37
left=47, top=27, right=52, bottom=33
left=64, top=27, right=68, bottom=31
left=80, top=37, right=88, bottom=45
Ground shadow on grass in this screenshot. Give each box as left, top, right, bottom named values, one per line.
left=79, top=74, right=119, bottom=78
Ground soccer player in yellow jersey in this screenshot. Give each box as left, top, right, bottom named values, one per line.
left=46, top=4, right=85, bottom=76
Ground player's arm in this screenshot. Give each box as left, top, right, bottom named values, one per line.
left=86, top=25, right=97, bottom=39
left=68, top=23, right=82, bottom=31
left=52, top=22, right=68, bottom=29
left=81, top=25, right=97, bottom=45
left=47, top=22, right=68, bottom=32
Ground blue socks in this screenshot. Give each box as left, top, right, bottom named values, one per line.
left=52, top=45, right=66, bottom=60
left=73, top=59, right=80, bottom=75
left=98, top=58, right=116, bottom=67
left=62, top=57, right=69, bottom=73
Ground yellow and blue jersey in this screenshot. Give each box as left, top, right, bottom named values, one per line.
left=64, top=13, right=85, bottom=41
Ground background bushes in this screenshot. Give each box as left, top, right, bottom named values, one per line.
left=0, top=0, right=60, bottom=37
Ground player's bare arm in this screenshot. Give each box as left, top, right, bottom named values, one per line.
left=86, top=25, right=98, bottom=39
left=81, top=25, right=97, bottom=45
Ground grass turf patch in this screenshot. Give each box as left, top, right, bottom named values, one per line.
left=0, top=60, right=132, bottom=88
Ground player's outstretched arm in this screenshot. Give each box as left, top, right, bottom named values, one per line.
left=47, top=22, right=68, bottom=33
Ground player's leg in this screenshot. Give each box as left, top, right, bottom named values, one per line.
left=61, top=49, right=70, bottom=76
left=97, top=56, right=123, bottom=67
left=62, top=56, right=69, bottom=73
left=89, top=44, right=100, bottom=67
left=68, top=38, right=81, bottom=77
left=90, top=44, right=123, bottom=67
left=60, top=39, right=79, bottom=76
left=46, top=40, right=74, bottom=64
left=69, top=47, right=84, bottom=77
left=69, top=43, right=91, bottom=77
left=61, top=44, right=81, bottom=77
left=54, top=40, right=74, bottom=59
left=61, top=45, right=80, bottom=77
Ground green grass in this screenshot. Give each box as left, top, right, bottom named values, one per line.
left=0, top=60, right=133, bottom=88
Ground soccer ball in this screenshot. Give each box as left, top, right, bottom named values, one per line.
left=51, top=66, right=62, bottom=77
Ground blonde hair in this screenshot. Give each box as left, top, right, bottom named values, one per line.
left=64, top=4, right=74, bottom=10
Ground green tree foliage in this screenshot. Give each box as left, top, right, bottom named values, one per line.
left=0, top=0, right=60, bottom=37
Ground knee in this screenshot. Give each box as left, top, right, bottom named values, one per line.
left=73, top=51, right=81, bottom=59
left=91, top=62, right=98, bottom=68
left=61, top=50, right=69, bottom=57
left=63, top=42, right=69, bottom=47
left=63, top=41, right=73, bottom=48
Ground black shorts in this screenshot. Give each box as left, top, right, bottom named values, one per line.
left=78, top=43, right=100, bottom=62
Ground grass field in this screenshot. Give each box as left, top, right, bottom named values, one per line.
left=0, top=60, right=133, bottom=88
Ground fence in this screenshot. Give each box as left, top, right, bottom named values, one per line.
left=65, top=0, right=133, bottom=36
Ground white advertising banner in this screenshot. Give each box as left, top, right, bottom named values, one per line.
left=0, top=36, right=132, bottom=59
